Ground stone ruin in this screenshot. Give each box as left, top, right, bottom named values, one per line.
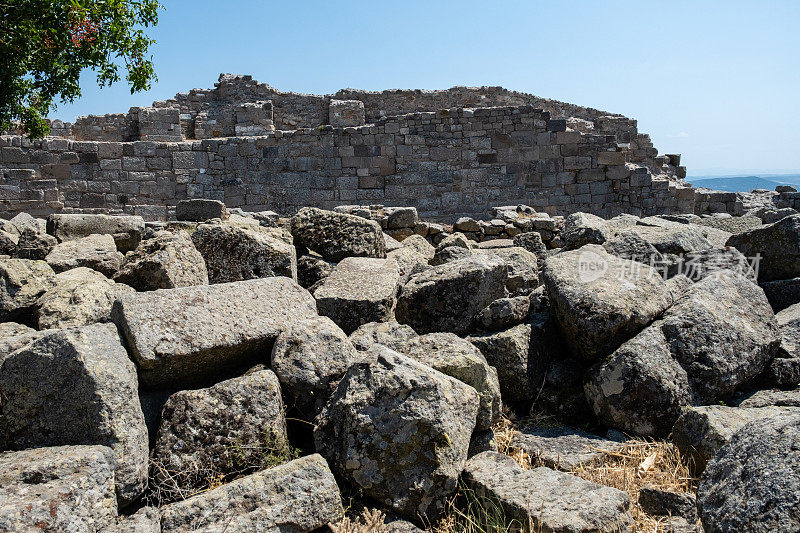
left=0, top=73, right=757, bottom=222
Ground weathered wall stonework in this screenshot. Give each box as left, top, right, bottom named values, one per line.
left=0, top=74, right=718, bottom=221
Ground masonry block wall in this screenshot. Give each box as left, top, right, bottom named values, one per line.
left=0, top=104, right=695, bottom=220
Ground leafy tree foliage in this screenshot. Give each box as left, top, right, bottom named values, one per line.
left=0, top=0, right=160, bottom=137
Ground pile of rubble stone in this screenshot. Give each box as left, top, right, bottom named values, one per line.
left=1, top=198, right=799, bottom=532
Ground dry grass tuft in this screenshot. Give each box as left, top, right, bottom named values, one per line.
left=330, top=508, right=390, bottom=533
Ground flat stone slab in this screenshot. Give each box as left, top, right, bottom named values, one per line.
left=511, top=426, right=626, bottom=470
left=159, top=453, right=343, bottom=533
left=463, top=451, right=632, bottom=532
left=112, top=277, right=317, bottom=388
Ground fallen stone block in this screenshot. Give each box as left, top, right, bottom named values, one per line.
left=175, top=198, right=229, bottom=222
left=37, top=267, right=134, bottom=329
left=114, top=230, right=208, bottom=290
left=112, top=277, right=318, bottom=388
left=47, top=213, right=145, bottom=253
left=726, top=214, right=800, bottom=281
left=396, top=255, right=507, bottom=335
left=191, top=222, right=296, bottom=283
left=0, top=445, right=117, bottom=532
left=45, top=233, right=124, bottom=277
left=511, top=426, right=626, bottom=470
left=0, top=257, right=56, bottom=323
left=0, top=323, right=148, bottom=504
left=271, top=316, right=362, bottom=419
left=151, top=369, right=287, bottom=500
left=291, top=207, right=385, bottom=262
left=159, top=453, right=344, bottom=533
left=463, top=451, right=632, bottom=532
left=315, top=347, right=478, bottom=520
left=314, top=257, right=400, bottom=333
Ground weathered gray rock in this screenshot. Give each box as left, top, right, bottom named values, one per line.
left=271, top=316, right=362, bottom=419
left=474, top=295, right=531, bottom=331
left=0, top=257, right=56, bottom=323
left=486, top=246, right=539, bottom=295
left=191, top=222, right=296, bottom=283
left=511, top=426, right=626, bottom=470
left=0, top=445, right=117, bottom=532
left=734, top=387, right=800, bottom=408
left=2, top=212, right=42, bottom=236
left=14, top=227, right=57, bottom=259
left=726, top=214, right=800, bottom=281
left=112, top=277, right=318, bottom=388
left=151, top=369, right=287, bottom=497
left=585, top=271, right=780, bottom=436
left=396, top=255, right=507, bottom=335
left=513, top=231, right=548, bottom=264
left=297, top=253, right=335, bottom=289
left=628, top=224, right=712, bottom=255
left=435, top=232, right=473, bottom=252
left=107, top=507, right=161, bottom=533
left=114, top=230, right=208, bottom=290
left=463, top=451, right=632, bottom=533
left=543, top=245, right=673, bottom=362
left=535, top=356, right=594, bottom=424
left=0, top=323, right=148, bottom=504
left=602, top=227, right=663, bottom=263
left=384, top=206, right=418, bottom=229
left=0, top=230, right=18, bottom=256
left=761, top=277, right=800, bottom=312
left=638, top=487, right=697, bottom=522
left=697, top=414, right=800, bottom=532
left=0, top=324, right=45, bottom=367
left=159, top=453, right=344, bottom=533
left=670, top=247, right=754, bottom=281
left=430, top=243, right=474, bottom=266
left=37, top=267, right=134, bottom=329
left=401, top=332, right=501, bottom=430
left=45, top=233, right=124, bottom=277
left=469, top=323, right=535, bottom=404
left=562, top=212, right=611, bottom=250
left=388, top=234, right=434, bottom=277
left=670, top=404, right=799, bottom=473
left=175, top=198, right=229, bottom=222
left=349, top=320, right=419, bottom=352
left=315, top=347, right=479, bottom=520
left=314, top=257, right=400, bottom=334
left=291, top=207, right=386, bottom=262
left=0, top=321, right=35, bottom=339
left=47, top=213, right=145, bottom=253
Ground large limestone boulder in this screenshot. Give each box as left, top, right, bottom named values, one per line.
left=151, top=370, right=287, bottom=499
left=114, top=230, right=208, bottom=290
left=765, top=302, right=800, bottom=387
left=561, top=212, right=611, bottom=250
left=297, top=253, right=335, bottom=289
left=585, top=271, right=780, bottom=436
left=47, top=213, right=145, bottom=253
left=0, top=323, right=44, bottom=367
left=697, top=414, right=800, bottom=532
left=396, top=255, right=507, bottom=335
left=314, top=347, right=479, bottom=520
left=191, top=223, right=296, bottom=284
left=112, top=277, right=317, bottom=388
left=159, top=454, right=344, bottom=533
left=400, top=332, right=501, bottom=430
left=0, top=257, right=56, bottom=323
left=387, top=234, right=435, bottom=277
left=14, top=227, right=57, bottom=259
left=670, top=404, right=799, bottom=473
left=37, top=267, right=134, bottom=329
left=0, top=445, right=117, bottom=532
left=271, top=316, right=362, bottom=419
left=542, top=245, right=674, bottom=362
left=485, top=246, right=539, bottom=295
left=474, top=295, right=531, bottom=331
left=0, top=323, right=148, bottom=504
left=175, top=198, right=229, bottom=222
left=463, top=451, right=632, bottom=532
left=0, top=229, right=18, bottom=256
left=314, top=257, right=400, bottom=333
left=469, top=323, right=536, bottom=405
left=2, top=212, right=42, bottom=237
left=627, top=224, right=712, bottom=255
left=726, top=214, right=800, bottom=281
left=45, top=233, right=124, bottom=277
left=291, top=207, right=386, bottom=262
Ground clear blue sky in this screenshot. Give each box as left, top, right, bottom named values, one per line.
left=52, top=0, right=799, bottom=176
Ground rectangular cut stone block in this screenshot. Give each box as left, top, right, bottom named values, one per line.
left=112, top=277, right=318, bottom=388
left=597, top=151, right=626, bottom=165
left=329, top=99, right=366, bottom=128
left=159, top=454, right=343, bottom=533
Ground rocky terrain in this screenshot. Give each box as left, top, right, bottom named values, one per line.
left=1, top=197, right=799, bottom=532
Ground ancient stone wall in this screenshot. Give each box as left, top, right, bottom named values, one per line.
left=0, top=105, right=693, bottom=220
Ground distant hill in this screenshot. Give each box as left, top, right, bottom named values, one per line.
left=688, top=175, right=800, bottom=193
